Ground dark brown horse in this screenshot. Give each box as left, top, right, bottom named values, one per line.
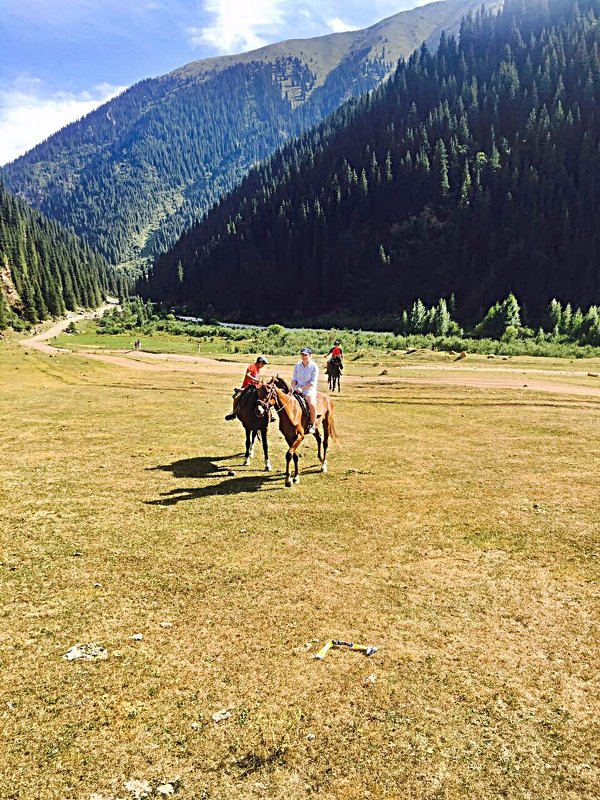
left=233, top=387, right=272, bottom=471
left=326, top=357, right=342, bottom=393
left=256, top=377, right=337, bottom=487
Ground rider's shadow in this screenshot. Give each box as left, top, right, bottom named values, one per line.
left=149, top=455, right=234, bottom=479
left=146, top=456, right=281, bottom=504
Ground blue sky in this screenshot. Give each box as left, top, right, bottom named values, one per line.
left=0, top=0, right=429, bottom=165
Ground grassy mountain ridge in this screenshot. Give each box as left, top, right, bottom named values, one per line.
left=2, top=0, right=492, bottom=269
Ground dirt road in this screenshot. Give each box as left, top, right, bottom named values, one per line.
left=18, top=312, right=600, bottom=399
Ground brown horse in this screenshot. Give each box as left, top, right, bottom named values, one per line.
left=256, top=377, right=337, bottom=487
left=233, top=387, right=272, bottom=471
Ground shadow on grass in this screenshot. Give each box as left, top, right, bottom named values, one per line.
left=146, top=455, right=282, bottom=503
left=149, top=455, right=239, bottom=479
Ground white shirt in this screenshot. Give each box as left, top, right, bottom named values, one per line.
left=292, top=360, right=319, bottom=394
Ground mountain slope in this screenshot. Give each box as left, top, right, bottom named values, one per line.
left=139, top=0, right=600, bottom=325
left=1, top=0, right=493, bottom=269
left=0, top=181, right=118, bottom=329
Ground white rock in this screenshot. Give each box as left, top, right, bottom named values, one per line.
left=64, top=643, right=108, bottom=661
left=159, top=621, right=173, bottom=629
left=156, top=785, right=175, bottom=796
left=130, top=633, right=143, bottom=641
left=212, top=709, right=232, bottom=723
left=123, top=779, right=152, bottom=798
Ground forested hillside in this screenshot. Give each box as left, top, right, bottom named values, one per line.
left=1, top=0, right=488, bottom=269
left=139, top=0, right=600, bottom=326
left=0, top=182, right=118, bottom=330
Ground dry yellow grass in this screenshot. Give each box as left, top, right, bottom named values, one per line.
left=1, top=339, right=599, bottom=800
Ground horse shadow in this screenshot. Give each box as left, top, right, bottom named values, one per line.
left=146, top=455, right=282, bottom=504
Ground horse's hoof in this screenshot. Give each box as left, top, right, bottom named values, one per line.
left=243, top=458, right=251, bottom=466
left=321, top=462, right=328, bottom=473
left=285, top=480, right=292, bottom=488
left=265, top=461, right=272, bottom=471
left=293, top=476, right=300, bottom=484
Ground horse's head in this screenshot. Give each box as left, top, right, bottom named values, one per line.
left=255, top=378, right=278, bottom=417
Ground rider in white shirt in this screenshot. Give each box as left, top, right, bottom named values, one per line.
left=291, top=347, right=319, bottom=433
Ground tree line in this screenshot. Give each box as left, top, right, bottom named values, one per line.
left=0, top=181, right=121, bottom=330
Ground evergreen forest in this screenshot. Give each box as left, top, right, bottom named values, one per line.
left=139, top=0, right=600, bottom=329
left=0, top=181, right=118, bottom=330
left=1, top=0, right=482, bottom=269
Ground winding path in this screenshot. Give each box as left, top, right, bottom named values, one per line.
left=18, top=311, right=600, bottom=400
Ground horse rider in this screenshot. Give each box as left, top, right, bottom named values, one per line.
left=291, top=347, right=319, bottom=434
left=327, top=339, right=343, bottom=368
left=225, top=356, right=268, bottom=420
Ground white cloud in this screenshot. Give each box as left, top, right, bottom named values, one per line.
left=189, top=0, right=285, bottom=54
left=326, top=16, right=359, bottom=33
left=0, top=77, right=125, bottom=165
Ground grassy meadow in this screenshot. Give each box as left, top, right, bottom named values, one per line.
left=1, top=335, right=599, bottom=799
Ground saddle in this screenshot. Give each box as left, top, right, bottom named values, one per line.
left=232, top=385, right=257, bottom=411
left=293, top=390, right=310, bottom=425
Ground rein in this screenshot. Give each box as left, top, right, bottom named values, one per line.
left=257, top=381, right=296, bottom=417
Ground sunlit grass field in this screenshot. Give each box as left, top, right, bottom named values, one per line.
left=1, top=338, right=599, bottom=799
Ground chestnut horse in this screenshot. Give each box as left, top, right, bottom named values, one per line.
left=257, top=377, right=337, bottom=487
left=234, top=387, right=272, bottom=471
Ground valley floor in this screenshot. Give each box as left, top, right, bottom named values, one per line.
left=1, top=329, right=599, bottom=799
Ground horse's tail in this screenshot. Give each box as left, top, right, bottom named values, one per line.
left=327, top=402, right=339, bottom=442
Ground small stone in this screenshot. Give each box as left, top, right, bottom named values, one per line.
left=212, top=709, right=232, bottom=723
left=191, top=721, right=202, bottom=730
left=363, top=673, right=377, bottom=686
left=157, top=784, right=175, bottom=796
left=159, top=621, right=173, bottom=628
left=240, top=528, right=247, bottom=533
left=72, top=551, right=83, bottom=557
left=130, top=633, right=143, bottom=641
left=307, top=733, right=316, bottom=741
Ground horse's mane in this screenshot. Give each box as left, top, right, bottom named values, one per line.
left=273, top=376, right=290, bottom=392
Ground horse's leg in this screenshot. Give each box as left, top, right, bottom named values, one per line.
left=244, top=428, right=253, bottom=466
left=285, top=432, right=304, bottom=486
left=321, top=416, right=329, bottom=473
left=314, top=428, right=323, bottom=463
left=261, top=428, right=272, bottom=471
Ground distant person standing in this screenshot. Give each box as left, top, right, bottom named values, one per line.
left=291, top=347, right=319, bottom=433
left=134, top=339, right=141, bottom=351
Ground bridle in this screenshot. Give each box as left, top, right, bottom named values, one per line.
left=256, top=379, right=294, bottom=417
